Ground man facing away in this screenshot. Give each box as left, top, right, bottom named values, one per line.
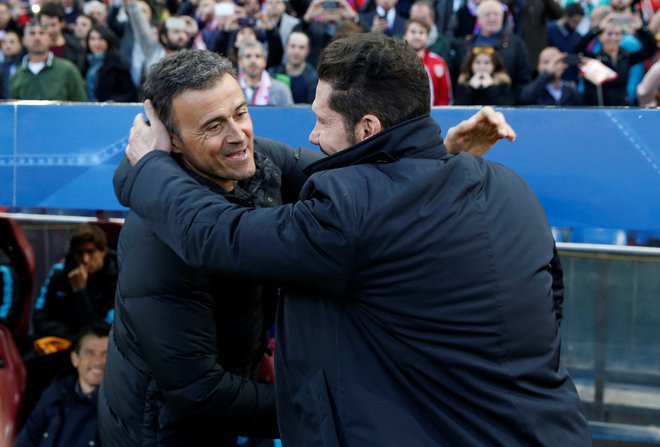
left=116, top=35, right=590, bottom=446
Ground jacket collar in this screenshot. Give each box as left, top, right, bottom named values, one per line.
left=21, top=51, right=54, bottom=68
left=304, top=114, right=448, bottom=176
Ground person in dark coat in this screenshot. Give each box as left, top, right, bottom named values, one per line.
left=453, top=0, right=532, bottom=102
left=84, top=24, right=138, bottom=102
left=98, top=50, right=319, bottom=447
left=454, top=45, right=515, bottom=105
left=519, top=46, right=581, bottom=106
left=574, top=12, right=655, bottom=106
left=116, top=35, right=590, bottom=446
left=15, top=323, right=109, bottom=447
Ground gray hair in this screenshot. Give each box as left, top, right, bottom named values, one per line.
left=142, top=50, right=236, bottom=137
left=237, top=39, right=266, bottom=59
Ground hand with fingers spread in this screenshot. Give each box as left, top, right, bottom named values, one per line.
left=444, top=106, right=516, bottom=156
left=126, top=100, right=172, bottom=166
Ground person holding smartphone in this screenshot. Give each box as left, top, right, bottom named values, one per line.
left=358, top=0, right=406, bottom=36
left=519, top=46, right=581, bottom=105
left=573, top=11, right=655, bottom=105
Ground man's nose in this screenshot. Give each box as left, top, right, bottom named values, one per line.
left=309, top=125, right=320, bottom=146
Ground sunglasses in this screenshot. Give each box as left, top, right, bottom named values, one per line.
left=26, top=21, right=47, bottom=28
left=472, top=46, right=495, bottom=56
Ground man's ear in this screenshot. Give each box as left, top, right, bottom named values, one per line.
left=354, top=114, right=383, bottom=142
left=170, top=134, right=183, bottom=154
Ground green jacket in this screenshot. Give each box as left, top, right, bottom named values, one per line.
left=9, top=52, right=87, bottom=102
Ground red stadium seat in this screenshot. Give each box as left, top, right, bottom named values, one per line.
left=0, top=324, right=27, bottom=447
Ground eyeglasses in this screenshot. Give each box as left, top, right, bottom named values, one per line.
left=472, top=46, right=495, bottom=56
left=25, top=20, right=47, bottom=28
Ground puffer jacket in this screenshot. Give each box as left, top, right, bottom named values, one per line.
left=99, top=137, right=320, bottom=446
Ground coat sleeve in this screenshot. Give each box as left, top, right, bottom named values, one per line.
left=116, top=151, right=354, bottom=296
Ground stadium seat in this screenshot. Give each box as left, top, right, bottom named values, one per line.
left=0, top=218, right=36, bottom=349
left=0, top=324, right=27, bottom=447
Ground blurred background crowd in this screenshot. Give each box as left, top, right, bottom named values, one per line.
left=0, top=0, right=659, bottom=107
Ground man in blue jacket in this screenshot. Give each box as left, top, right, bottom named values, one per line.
left=116, top=35, right=589, bottom=445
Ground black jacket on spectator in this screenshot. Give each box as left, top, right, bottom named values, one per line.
left=86, top=51, right=138, bottom=102
left=519, top=71, right=581, bottom=105
left=574, top=27, right=656, bottom=106
left=455, top=31, right=532, bottom=101
left=99, top=138, right=321, bottom=447
left=33, top=251, right=117, bottom=341
left=454, top=76, right=516, bottom=105
left=15, top=374, right=100, bottom=447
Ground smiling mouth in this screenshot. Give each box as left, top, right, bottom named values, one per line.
left=224, top=147, right=249, bottom=160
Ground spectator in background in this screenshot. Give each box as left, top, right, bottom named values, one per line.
left=574, top=12, right=655, bottom=105
left=33, top=224, right=117, bottom=342
left=0, top=1, right=19, bottom=38
left=122, top=0, right=191, bottom=88
left=269, top=30, right=318, bottom=104
left=193, top=0, right=221, bottom=49
left=547, top=3, right=585, bottom=83
left=16, top=323, right=110, bottom=447
left=211, top=3, right=284, bottom=68
left=1, top=29, right=23, bottom=99
left=359, top=0, right=407, bottom=36
left=238, top=39, right=293, bottom=105
left=519, top=46, right=581, bottom=105
left=60, top=0, right=82, bottom=29
left=298, top=0, right=359, bottom=65
left=83, top=0, right=108, bottom=25
left=503, top=0, right=563, bottom=68
left=107, top=0, right=155, bottom=88
left=9, top=20, right=87, bottom=101
left=637, top=58, right=660, bottom=107
left=73, top=13, right=95, bottom=50
left=38, top=1, right=86, bottom=73
left=0, top=247, right=21, bottom=333
left=264, top=0, right=300, bottom=48
left=456, top=0, right=532, bottom=101
left=85, top=24, right=137, bottom=102
left=454, top=45, right=515, bottom=105
left=408, top=0, right=451, bottom=61
left=404, top=18, right=452, bottom=105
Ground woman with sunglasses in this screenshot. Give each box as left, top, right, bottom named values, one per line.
left=454, top=45, right=515, bottom=106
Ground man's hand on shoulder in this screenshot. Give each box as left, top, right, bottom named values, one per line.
left=444, top=106, right=516, bottom=157
left=126, top=99, right=172, bottom=166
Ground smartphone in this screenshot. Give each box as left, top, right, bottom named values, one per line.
left=563, top=54, right=581, bottom=66
left=238, top=16, right=257, bottom=27
left=321, top=0, right=340, bottom=9
left=165, top=17, right=187, bottom=30
left=214, top=2, right=235, bottom=16
left=610, top=14, right=633, bottom=26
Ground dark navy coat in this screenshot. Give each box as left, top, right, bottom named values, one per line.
left=100, top=138, right=319, bottom=446
left=115, top=115, right=591, bottom=446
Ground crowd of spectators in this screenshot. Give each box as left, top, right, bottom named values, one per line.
left=0, top=0, right=659, bottom=106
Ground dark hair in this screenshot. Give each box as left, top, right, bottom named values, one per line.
left=564, top=3, right=585, bottom=17
left=412, top=0, right=435, bottom=19
left=38, top=1, right=66, bottom=21
left=404, top=17, right=431, bottom=33
left=70, top=223, right=108, bottom=253
left=458, top=45, right=510, bottom=85
left=77, top=13, right=97, bottom=26
left=87, top=24, right=119, bottom=53
left=72, top=322, right=110, bottom=353
left=143, top=50, right=236, bottom=137
left=316, top=33, right=429, bottom=134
